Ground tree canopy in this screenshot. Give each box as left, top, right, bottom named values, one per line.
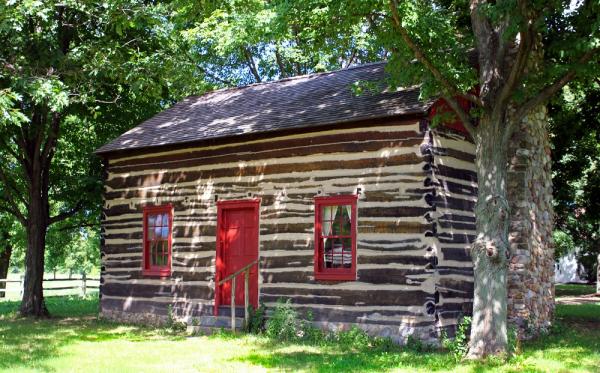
left=0, top=0, right=598, bottom=359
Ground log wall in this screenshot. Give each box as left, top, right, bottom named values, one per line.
left=99, top=119, right=477, bottom=342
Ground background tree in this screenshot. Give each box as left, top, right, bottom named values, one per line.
left=551, top=81, right=600, bottom=285
left=180, top=0, right=385, bottom=85
left=0, top=214, right=19, bottom=298
left=377, top=0, right=599, bottom=357
left=0, top=0, right=210, bottom=316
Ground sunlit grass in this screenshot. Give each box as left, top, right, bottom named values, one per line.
left=555, top=283, right=596, bottom=297
left=0, top=295, right=598, bottom=372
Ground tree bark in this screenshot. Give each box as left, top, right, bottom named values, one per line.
left=19, top=191, right=49, bottom=317
left=467, top=118, right=511, bottom=358
left=0, top=230, right=12, bottom=298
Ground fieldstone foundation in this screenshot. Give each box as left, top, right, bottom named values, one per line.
left=506, top=106, right=555, bottom=334
left=101, top=309, right=168, bottom=326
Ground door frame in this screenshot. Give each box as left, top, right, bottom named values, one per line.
left=214, top=198, right=261, bottom=316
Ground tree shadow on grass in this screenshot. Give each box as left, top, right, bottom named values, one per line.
left=232, top=338, right=464, bottom=373
left=0, top=296, right=179, bottom=372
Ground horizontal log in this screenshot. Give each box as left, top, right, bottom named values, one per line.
left=263, top=304, right=434, bottom=327
left=111, top=135, right=426, bottom=174
left=440, top=247, right=472, bottom=262
left=109, top=126, right=422, bottom=168
left=102, top=282, right=213, bottom=299
left=106, top=152, right=425, bottom=190
left=260, top=287, right=431, bottom=307
left=101, top=297, right=214, bottom=317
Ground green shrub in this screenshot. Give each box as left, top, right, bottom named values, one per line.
left=335, top=326, right=372, bottom=349
left=299, top=310, right=326, bottom=343
left=165, top=305, right=187, bottom=334
left=441, top=316, right=471, bottom=361
left=507, top=323, right=520, bottom=356
left=265, top=299, right=300, bottom=341
left=245, top=303, right=266, bottom=334
left=405, top=335, right=425, bottom=352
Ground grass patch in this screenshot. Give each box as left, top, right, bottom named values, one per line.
left=0, top=296, right=599, bottom=372
left=555, top=283, right=596, bottom=297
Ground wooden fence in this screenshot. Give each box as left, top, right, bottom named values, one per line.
left=0, top=274, right=100, bottom=298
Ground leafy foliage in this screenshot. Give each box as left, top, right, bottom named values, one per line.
left=245, top=302, right=267, bottom=334
left=550, top=82, right=600, bottom=281
left=265, top=299, right=300, bottom=341
left=0, top=1, right=212, bottom=308
left=441, top=316, right=472, bottom=362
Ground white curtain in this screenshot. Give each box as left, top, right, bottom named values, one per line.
left=322, top=206, right=338, bottom=266
left=344, top=205, right=352, bottom=220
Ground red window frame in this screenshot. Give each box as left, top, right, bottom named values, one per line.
left=142, top=204, right=173, bottom=277
left=314, top=195, right=357, bottom=281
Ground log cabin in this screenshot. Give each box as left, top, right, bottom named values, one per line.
left=95, top=62, right=477, bottom=343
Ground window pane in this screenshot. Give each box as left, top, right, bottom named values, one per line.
left=150, top=242, right=157, bottom=266
left=331, top=239, right=343, bottom=268
left=321, top=207, right=332, bottom=236
left=342, top=238, right=352, bottom=268
left=341, top=205, right=351, bottom=235
left=147, top=225, right=154, bottom=240
left=148, top=215, right=156, bottom=227
left=323, top=238, right=332, bottom=268
left=161, top=226, right=169, bottom=239
left=162, top=240, right=168, bottom=265
left=162, top=213, right=169, bottom=226
left=332, top=206, right=342, bottom=235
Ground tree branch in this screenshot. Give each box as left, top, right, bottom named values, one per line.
left=0, top=204, right=27, bottom=227
left=513, top=47, right=600, bottom=122
left=389, top=0, right=478, bottom=134
left=49, top=200, right=84, bottom=225
left=389, top=0, right=482, bottom=109
left=275, top=46, right=288, bottom=79
left=41, top=112, right=60, bottom=171
left=0, top=163, right=28, bottom=207
left=0, top=198, right=26, bottom=226
left=496, top=0, right=534, bottom=114
left=57, top=222, right=99, bottom=232
left=0, top=136, right=26, bottom=168
left=441, top=94, right=477, bottom=138
left=241, top=46, right=262, bottom=83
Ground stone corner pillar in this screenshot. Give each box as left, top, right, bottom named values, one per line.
left=506, top=106, right=555, bottom=334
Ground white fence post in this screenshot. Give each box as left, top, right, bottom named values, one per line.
left=596, top=254, right=600, bottom=295
left=81, top=273, right=87, bottom=297
left=19, top=275, right=24, bottom=297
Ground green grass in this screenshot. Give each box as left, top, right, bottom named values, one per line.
left=555, top=283, right=597, bottom=297
left=0, top=296, right=599, bottom=372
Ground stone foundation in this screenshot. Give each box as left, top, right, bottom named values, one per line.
left=101, top=309, right=168, bottom=326
left=506, top=106, right=555, bottom=334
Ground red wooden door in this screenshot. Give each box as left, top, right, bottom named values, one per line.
left=216, top=200, right=259, bottom=311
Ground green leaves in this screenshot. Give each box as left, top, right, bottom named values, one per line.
left=29, top=78, right=69, bottom=112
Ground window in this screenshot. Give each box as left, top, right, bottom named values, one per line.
left=314, top=195, right=357, bottom=280
left=142, top=205, right=173, bottom=276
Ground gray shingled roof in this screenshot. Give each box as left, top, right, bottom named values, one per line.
left=96, top=62, right=431, bottom=155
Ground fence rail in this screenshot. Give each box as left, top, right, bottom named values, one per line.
left=0, top=275, right=100, bottom=297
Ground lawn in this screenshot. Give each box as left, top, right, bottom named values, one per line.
left=555, top=283, right=597, bottom=297
left=0, top=290, right=599, bottom=372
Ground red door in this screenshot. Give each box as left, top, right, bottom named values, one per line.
left=216, top=200, right=259, bottom=313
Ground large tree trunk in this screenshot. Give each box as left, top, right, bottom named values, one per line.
left=467, top=118, right=511, bottom=358
left=20, top=184, right=49, bottom=317
left=0, top=230, right=12, bottom=298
